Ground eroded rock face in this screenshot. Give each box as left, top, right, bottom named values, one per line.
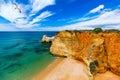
left=104, top=33, right=120, bottom=76
left=50, top=31, right=120, bottom=76
left=50, top=31, right=78, bottom=57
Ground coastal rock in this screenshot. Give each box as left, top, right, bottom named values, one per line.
left=50, top=30, right=120, bottom=77
left=41, top=35, right=54, bottom=43
left=50, top=31, right=107, bottom=76
left=104, top=33, right=120, bottom=76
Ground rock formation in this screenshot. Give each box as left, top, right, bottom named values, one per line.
left=50, top=30, right=120, bottom=79
left=41, top=35, right=54, bottom=43
left=104, top=32, right=120, bottom=76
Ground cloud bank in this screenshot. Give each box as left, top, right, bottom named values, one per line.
left=64, top=11, right=120, bottom=30
left=0, top=2, right=120, bottom=31
left=46, top=5, right=120, bottom=31
left=0, top=0, right=55, bottom=29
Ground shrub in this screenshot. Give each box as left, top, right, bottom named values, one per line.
left=93, top=28, right=103, bottom=33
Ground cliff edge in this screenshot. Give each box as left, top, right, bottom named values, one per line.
left=50, top=30, right=120, bottom=79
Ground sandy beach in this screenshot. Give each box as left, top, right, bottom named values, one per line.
left=32, top=57, right=89, bottom=80
left=94, top=71, right=120, bottom=80
left=33, top=58, right=120, bottom=80
left=32, top=57, right=120, bottom=80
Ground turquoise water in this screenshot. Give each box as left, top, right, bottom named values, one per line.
left=0, top=32, right=57, bottom=80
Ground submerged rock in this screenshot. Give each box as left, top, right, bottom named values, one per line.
left=3, top=63, right=21, bottom=70
left=3, top=53, right=23, bottom=60
left=34, top=43, right=51, bottom=54
left=3, top=42, right=21, bottom=50
left=2, top=40, right=24, bottom=50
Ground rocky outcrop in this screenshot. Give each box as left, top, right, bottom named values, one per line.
left=50, top=30, right=120, bottom=79
left=104, top=33, right=120, bottom=76
left=41, top=35, right=54, bottom=43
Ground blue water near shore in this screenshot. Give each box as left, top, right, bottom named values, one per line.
left=0, top=31, right=57, bottom=80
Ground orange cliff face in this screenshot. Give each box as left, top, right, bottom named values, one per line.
left=50, top=31, right=120, bottom=77
left=104, top=33, right=120, bottom=76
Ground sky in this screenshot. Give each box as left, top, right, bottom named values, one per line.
left=0, top=0, right=120, bottom=31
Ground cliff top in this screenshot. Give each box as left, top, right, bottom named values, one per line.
left=62, top=28, right=120, bottom=34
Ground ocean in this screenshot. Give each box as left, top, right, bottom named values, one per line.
left=0, top=31, right=57, bottom=80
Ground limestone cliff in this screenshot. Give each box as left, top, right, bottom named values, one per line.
left=104, top=33, right=120, bottom=76
left=50, top=30, right=120, bottom=78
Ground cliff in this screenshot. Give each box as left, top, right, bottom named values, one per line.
left=50, top=30, right=120, bottom=79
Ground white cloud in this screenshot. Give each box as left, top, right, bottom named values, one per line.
left=0, top=0, right=55, bottom=29
left=80, top=9, right=120, bottom=26
left=0, top=23, right=39, bottom=31
left=22, top=8, right=120, bottom=31
left=0, top=3, right=26, bottom=22
left=53, top=9, right=120, bottom=31
left=0, top=23, right=19, bottom=31
left=1, top=0, right=119, bottom=31
left=89, top=5, right=104, bottom=13
left=30, top=11, right=54, bottom=24
left=0, top=1, right=30, bottom=28
left=30, top=0, right=55, bottom=14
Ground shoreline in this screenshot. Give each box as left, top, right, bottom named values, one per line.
left=32, top=57, right=64, bottom=80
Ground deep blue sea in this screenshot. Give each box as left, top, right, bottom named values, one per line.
left=0, top=31, right=57, bottom=80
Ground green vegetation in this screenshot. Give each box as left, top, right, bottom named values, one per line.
left=89, top=60, right=98, bottom=74
left=59, top=28, right=120, bottom=33
left=104, top=29, right=120, bottom=33
left=93, top=28, right=103, bottom=33
left=94, top=60, right=98, bottom=66
left=89, top=62, right=96, bottom=74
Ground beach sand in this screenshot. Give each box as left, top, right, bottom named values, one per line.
left=32, top=58, right=120, bottom=80
left=94, top=71, right=120, bottom=80
left=32, top=57, right=89, bottom=80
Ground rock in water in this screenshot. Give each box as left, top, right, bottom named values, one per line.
left=41, top=35, right=54, bottom=43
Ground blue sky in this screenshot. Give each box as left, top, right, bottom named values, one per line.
left=0, top=0, right=120, bottom=31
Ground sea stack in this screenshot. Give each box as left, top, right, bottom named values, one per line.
left=41, top=35, right=54, bottom=43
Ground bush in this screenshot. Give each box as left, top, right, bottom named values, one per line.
left=93, top=28, right=103, bottom=33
